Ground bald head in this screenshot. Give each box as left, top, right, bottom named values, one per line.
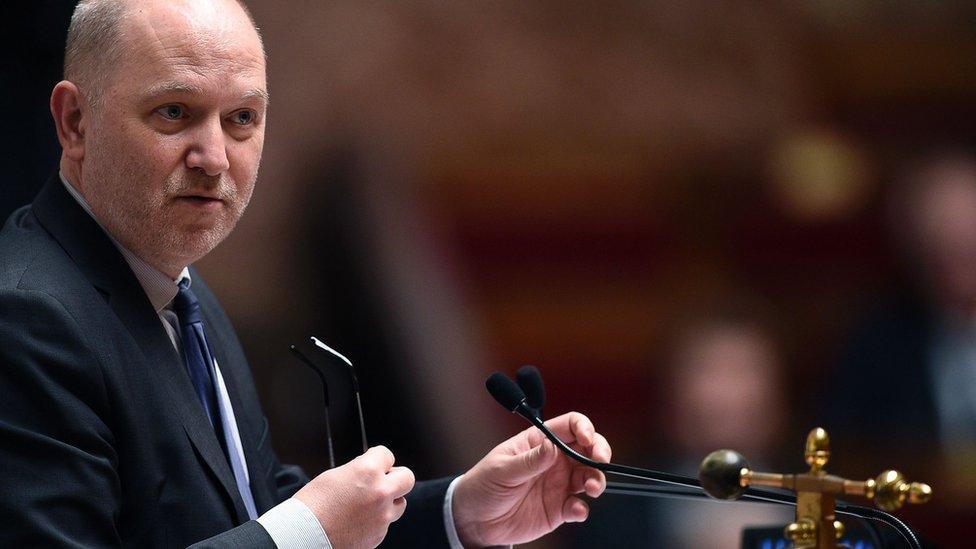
left=64, top=0, right=263, bottom=106
left=51, top=0, right=269, bottom=277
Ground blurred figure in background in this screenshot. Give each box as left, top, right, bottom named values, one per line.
left=667, top=315, right=787, bottom=463
left=827, top=151, right=976, bottom=515
left=567, top=308, right=795, bottom=549
left=655, top=313, right=793, bottom=548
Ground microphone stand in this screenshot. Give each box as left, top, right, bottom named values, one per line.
left=491, top=374, right=920, bottom=549
left=530, top=411, right=914, bottom=548
left=603, top=481, right=889, bottom=549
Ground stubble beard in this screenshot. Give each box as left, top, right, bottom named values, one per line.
left=85, top=159, right=254, bottom=275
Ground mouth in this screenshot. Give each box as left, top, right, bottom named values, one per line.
left=174, top=194, right=226, bottom=211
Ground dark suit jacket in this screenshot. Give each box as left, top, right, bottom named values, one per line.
left=820, top=293, right=939, bottom=476
left=0, top=175, right=452, bottom=548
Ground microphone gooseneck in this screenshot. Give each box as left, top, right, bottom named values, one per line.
left=484, top=371, right=921, bottom=549
left=487, top=372, right=703, bottom=488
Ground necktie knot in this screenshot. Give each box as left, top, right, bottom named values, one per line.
left=172, top=279, right=202, bottom=326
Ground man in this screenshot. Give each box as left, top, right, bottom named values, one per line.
left=0, top=0, right=611, bottom=547
left=827, top=152, right=976, bottom=496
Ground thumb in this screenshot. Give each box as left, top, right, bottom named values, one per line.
left=499, top=439, right=559, bottom=484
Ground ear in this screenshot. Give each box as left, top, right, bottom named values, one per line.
left=50, top=80, right=89, bottom=162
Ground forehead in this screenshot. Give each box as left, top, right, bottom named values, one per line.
left=115, top=0, right=266, bottom=99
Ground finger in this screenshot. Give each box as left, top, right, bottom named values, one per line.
left=363, top=445, right=396, bottom=472
left=389, top=496, right=407, bottom=523
left=542, top=412, right=596, bottom=448
left=568, top=413, right=596, bottom=448
left=590, top=433, right=611, bottom=463
left=583, top=469, right=606, bottom=498
left=498, top=438, right=559, bottom=483
left=568, top=463, right=606, bottom=497
left=570, top=463, right=589, bottom=493
left=561, top=495, right=590, bottom=523
left=565, top=433, right=610, bottom=463
left=386, top=466, right=416, bottom=499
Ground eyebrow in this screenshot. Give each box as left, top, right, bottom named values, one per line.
left=144, top=81, right=204, bottom=99
left=143, top=82, right=270, bottom=105
left=241, top=88, right=270, bottom=105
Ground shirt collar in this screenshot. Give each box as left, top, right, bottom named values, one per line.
left=59, top=172, right=191, bottom=313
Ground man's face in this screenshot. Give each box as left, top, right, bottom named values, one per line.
left=80, top=0, right=268, bottom=275
left=911, top=164, right=976, bottom=312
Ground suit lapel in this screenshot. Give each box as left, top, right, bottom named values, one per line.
left=221, top=369, right=274, bottom=512
left=113, top=283, right=252, bottom=524
left=31, top=175, right=250, bottom=524
left=195, top=295, right=275, bottom=513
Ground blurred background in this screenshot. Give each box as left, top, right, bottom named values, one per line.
left=5, top=1, right=976, bottom=547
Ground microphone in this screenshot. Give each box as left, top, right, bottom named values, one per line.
left=485, top=373, right=803, bottom=504
left=487, top=371, right=731, bottom=493
left=485, top=371, right=922, bottom=549
left=516, top=365, right=545, bottom=418
left=486, top=371, right=526, bottom=412
left=485, top=372, right=708, bottom=488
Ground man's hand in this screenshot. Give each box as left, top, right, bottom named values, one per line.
left=293, top=446, right=415, bottom=549
left=451, top=412, right=611, bottom=547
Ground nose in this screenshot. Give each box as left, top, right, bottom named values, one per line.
left=185, top=116, right=230, bottom=176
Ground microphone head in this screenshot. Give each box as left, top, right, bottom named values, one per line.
left=516, top=365, right=546, bottom=410
left=699, top=449, right=750, bottom=501
left=486, top=372, right=527, bottom=412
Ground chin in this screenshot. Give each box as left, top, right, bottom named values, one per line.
left=171, top=229, right=229, bottom=263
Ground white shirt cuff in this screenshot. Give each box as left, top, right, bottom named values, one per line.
left=443, top=476, right=466, bottom=549
left=257, top=497, right=332, bottom=549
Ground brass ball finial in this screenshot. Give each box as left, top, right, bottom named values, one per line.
left=873, top=470, right=934, bottom=511
left=784, top=518, right=817, bottom=547
left=699, top=449, right=750, bottom=501
left=874, top=470, right=907, bottom=511
left=804, top=427, right=830, bottom=472
left=700, top=425, right=932, bottom=547
left=833, top=520, right=845, bottom=540
left=909, top=482, right=933, bottom=505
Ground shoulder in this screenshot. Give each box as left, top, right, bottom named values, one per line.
left=0, top=285, right=112, bottom=421
left=0, top=207, right=112, bottom=411
left=0, top=205, right=92, bottom=295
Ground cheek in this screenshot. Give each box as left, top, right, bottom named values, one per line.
left=150, top=133, right=193, bottom=169
left=115, top=123, right=187, bottom=178
left=228, top=139, right=263, bottom=185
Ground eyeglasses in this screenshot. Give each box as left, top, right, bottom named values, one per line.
left=289, top=337, right=368, bottom=469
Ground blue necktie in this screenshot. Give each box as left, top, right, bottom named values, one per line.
left=172, top=279, right=257, bottom=519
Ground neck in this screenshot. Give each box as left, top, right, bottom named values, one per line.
left=118, top=243, right=187, bottom=281
left=59, top=159, right=84, bottom=197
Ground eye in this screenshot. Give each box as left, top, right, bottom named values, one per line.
left=229, top=109, right=256, bottom=126
left=156, top=104, right=186, bottom=120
